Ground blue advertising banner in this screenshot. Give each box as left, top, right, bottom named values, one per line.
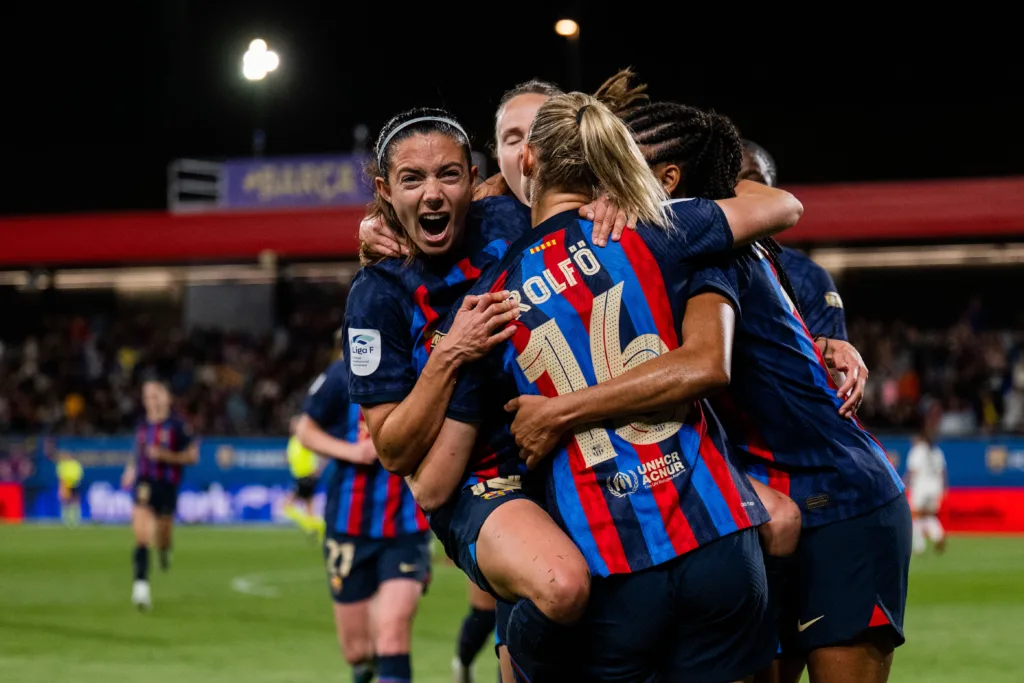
left=19, top=435, right=1024, bottom=524
left=220, top=154, right=373, bottom=210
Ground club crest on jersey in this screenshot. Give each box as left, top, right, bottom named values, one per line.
left=824, top=291, right=844, bottom=309
left=348, top=328, right=381, bottom=376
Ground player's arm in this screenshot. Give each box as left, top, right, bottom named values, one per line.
left=362, top=293, right=517, bottom=478
left=716, top=180, right=803, bottom=246
left=507, top=291, right=736, bottom=469
left=295, top=414, right=375, bottom=465
left=120, top=460, right=136, bottom=489
left=404, top=418, right=480, bottom=512
left=154, top=442, right=198, bottom=465
left=903, top=442, right=924, bottom=487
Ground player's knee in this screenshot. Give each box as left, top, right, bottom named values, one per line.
left=340, top=634, right=373, bottom=665
left=534, top=562, right=591, bottom=624
left=759, top=496, right=802, bottom=557
left=374, top=617, right=412, bottom=656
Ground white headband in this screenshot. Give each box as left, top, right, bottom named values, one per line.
left=376, top=116, right=470, bottom=166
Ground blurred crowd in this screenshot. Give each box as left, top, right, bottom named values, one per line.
left=0, top=300, right=343, bottom=438
left=848, top=318, right=1024, bottom=435
left=3, top=298, right=1024, bottom=438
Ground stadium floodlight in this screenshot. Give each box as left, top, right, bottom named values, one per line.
left=243, top=39, right=279, bottom=81
left=554, top=19, right=580, bottom=38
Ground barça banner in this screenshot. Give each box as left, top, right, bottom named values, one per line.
left=16, top=435, right=1024, bottom=530
left=220, top=154, right=373, bottom=210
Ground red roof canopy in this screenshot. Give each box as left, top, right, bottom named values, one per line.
left=1, top=177, right=1022, bottom=267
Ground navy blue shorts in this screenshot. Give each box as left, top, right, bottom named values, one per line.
left=781, top=494, right=912, bottom=653
left=429, top=480, right=530, bottom=597
left=133, top=479, right=178, bottom=517
left=294, top=475, right=317, bottom=501
left=322, top=531, right=431, bottom=604
left=565, top=528, right=775, bottom=683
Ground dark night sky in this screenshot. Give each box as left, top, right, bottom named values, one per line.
left=4, top=2, right=1021, bottom=217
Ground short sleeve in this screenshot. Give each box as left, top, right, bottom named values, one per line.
left=662, top=197, right=734, bottom=262
left=780, top=248, right=847, bottom=341
left=344, top=268, right=416, bottom=405
left=302, top=366, right=347, bottom=429
left=687, top=256, right=743, bottom=316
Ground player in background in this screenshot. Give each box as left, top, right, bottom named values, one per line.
left=120, top=379, right=198, bottom=610
left=740, top=140, right=848, bottom=342
left=905, top=402, right=947, bottom=554
left=297, top=351, right=430, bottom=683
left=283, top=414, right=326, bottom=540
left=56, top=451, right=83, bottom=527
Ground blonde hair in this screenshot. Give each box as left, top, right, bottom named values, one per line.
left=527, top=92, right=670, bottom=229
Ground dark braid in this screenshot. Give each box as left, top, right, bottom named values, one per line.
left=624, top=102, right=804, bottom=318
left=623, top=102, right=741, bottom=201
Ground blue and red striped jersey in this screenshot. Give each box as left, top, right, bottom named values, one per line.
left=344, top=196, right=531, bottom=407
left=778, top=247, right=848, bottom=341
left=133, top=415, right=193, bottom=485
left=305, top=360, right=428, bottom=538
left=449, top=202, right=769, bottom=577
left=694, top=244, right=904, bottom=528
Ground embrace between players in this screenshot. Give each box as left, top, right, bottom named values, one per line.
left=331, top=70, right=911, bottom=683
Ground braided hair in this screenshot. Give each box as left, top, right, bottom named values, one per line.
left=625, top=102, right=802, bottom=317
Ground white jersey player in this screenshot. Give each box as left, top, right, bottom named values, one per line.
left=906, top=408, right=948, bottom=554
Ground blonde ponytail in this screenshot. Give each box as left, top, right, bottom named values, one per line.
left=528, top=92, right=671, bottom=230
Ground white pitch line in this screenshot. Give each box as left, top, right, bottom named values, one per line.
left=230, top=573, right=280, bottom=598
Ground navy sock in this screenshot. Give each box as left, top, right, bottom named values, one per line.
left=352, top=660, right=374, bottom=683
left=377, top=654, right=411, bottom=683
left=458, top=607, right=496, bottom=666
left=133, top=545, right=150, bottom=581
left=504, top=599, right=571, bottom=682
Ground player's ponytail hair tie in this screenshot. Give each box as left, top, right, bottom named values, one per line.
left=376, top=116, right=470, bottom=168
left=576, top=105, right=591, bottom=125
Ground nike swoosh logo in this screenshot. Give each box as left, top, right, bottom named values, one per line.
left=399, top=563, right=418, bottom=573
left=797, top=615, right=825, bottom=632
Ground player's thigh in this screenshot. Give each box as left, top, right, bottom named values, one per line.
left=475, top=497, right=590, bottom=621
left=468, top=579, right=497, bottom=610
left=372, top=533, right=430, bottom=654
left=786, top=496, right=911, bottom=655
left=660, top=529, right=776, bottom=683
left=373, top=579, right=423, bottom=655
left=332, top=599, right=374, bottom=663
left=806, top=633, right=894, bottom=683
left=155, top=515, right=174, bottom=544
left=131, top=504, right=154, bottom=545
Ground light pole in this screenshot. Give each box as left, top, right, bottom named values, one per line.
left=555, top=19, right=581, bottom=91
left=242, top=39, right=279, bottom=157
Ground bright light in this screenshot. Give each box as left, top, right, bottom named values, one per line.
left=243, top=38, right=279, bottom=81
left=555, top=19, right=579, bottom=37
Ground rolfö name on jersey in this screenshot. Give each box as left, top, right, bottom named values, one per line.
left=508, top=240, right=600, bottom=311
left=606, top=451, right=687, bottom=497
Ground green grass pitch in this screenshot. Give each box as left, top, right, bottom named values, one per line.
left=1, top=525, right=1022, bottom=682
